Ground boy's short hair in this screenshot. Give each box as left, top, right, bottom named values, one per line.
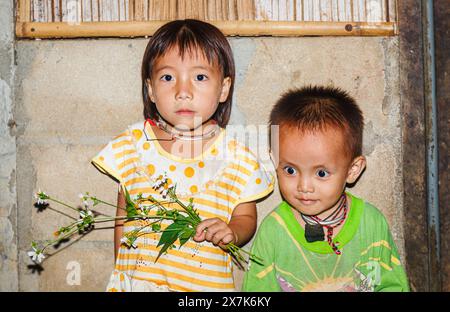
left=269, top=86, right=364, bottom=159
left=141, top=19, right=235, bottom=128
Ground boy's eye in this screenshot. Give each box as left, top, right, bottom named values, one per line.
left=283, top=166, right=297, bottom=176
left=195, top=74, right=208, bottom=81
left=161, top=74, right=173, bottom=82
left=316, top=169, right=330, bottom=178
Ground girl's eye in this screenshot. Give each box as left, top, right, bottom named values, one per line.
left=283, top=166, right=297, bottom=176
left=316, top=169, right=330, bottom=178
left=195, top=74, right=208, bottom=81
left=161, top=74, right=173, bottom=82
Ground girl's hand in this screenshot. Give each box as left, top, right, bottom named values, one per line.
left=193, top=218, right=237, bottom=248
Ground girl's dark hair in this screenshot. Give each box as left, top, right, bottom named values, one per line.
left=270, top=86, right=364, bottom=159
left=141, top=19, right=235, bottom=128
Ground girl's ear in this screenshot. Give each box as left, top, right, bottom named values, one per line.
left=146, top=79, right=156, bottom=103
left=219, top=77, right=232, bottom=103
left=346, top=156, right=366, bottom=184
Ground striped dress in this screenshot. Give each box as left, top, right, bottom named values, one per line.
left=92, top=121, right=274, bottom=292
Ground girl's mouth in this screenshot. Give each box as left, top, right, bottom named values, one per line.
left=176, top=109, right=195, bottom=116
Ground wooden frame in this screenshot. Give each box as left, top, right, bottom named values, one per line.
left=16, top=0, right=397, bottom=38
left=16, top=20, right=396, bottom=38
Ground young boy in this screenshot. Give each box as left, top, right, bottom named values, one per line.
left=242, top=86, right=409, bottom=292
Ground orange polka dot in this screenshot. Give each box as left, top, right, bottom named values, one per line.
left=167, top=178, right=173, bottom=185
left=110, top=288, right=118, bottom=292
left=132, top=129, right=143, bottom=141
left=119, top=274, right=125, bottom=282
left=210, top=148, right=218, bottom=156
left=228, top=140, right=237, bottom=150
left=143, top=142, right=150, bottom=150
left=147, top=164, right=155, bottom=175
left=169, top=165, right=176, bottom=171
left=255, top=178, right=261, bottom=185
left=190, top=185, right=198, bottom=193
left=198, top=161, right=204, bottom=168
left=99, top=156, right=104, bottom=161
left=184, top=167, right=195, bottom=178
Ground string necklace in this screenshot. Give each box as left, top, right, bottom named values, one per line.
left=144, top=115, right=219, bottom=142
left=301, top=194, right=348, bottom=255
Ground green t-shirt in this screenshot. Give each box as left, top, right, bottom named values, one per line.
left=242, top=193, right=409, bottom=292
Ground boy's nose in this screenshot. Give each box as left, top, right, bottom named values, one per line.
left=297, top=177, right=314, bottom=193
left=175, top=80, right=193, bottom=100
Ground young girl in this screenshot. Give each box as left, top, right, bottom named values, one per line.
left=91, top=19, right=274, bottom=292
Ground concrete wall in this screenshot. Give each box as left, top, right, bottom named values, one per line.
left=0, top=0, right=19, bottom=292
left=5, top=35, right=403, bottom=291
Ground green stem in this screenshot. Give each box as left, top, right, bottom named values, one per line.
left=48, top=197, right=80, bottom=213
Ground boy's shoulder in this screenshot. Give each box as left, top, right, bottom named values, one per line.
left=258, top=202, right=292, bottom=229
left=350, top=193, right=391, bottom=232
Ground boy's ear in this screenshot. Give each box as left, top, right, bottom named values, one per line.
left=346, top=156, right=366, bottom=184
left=219, top=77, right=231, bottom=103
left=146, top=79, right=156, bottom=102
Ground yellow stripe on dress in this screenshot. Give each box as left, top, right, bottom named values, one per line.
left=121, top=167, right=140, bottom=179
left=114, top=149, right=136, bottom=159
left=203, top=189, right=236, bottom=204
left=131, top=235, right=226, bottom=257
left=222, top=172, right=246, bottom=186
left=117, top=157, right=140, bottom=170
left=124, top=176, right=148, bottom=187
left=117, top=253, right=231, bottom=278
left=112, top=139, right=133, bottom=149
left=194, top=198, right=230, bottom=216
left=119, top=248, right=227, bottom=268
left=228, top=163, right=252, bottom=176
left=126, top=275, right=194, bottom=292
left=235, top=154, right=259, bottom=170
left=115, top=264, right=234, bottom=289
left=216, top=181, right=242, bottom=196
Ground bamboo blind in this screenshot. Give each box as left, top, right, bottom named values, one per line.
left=16, top=0, right=397, bottom=38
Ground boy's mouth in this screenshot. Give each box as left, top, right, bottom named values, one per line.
left=297, top=198, right=318, bottom=206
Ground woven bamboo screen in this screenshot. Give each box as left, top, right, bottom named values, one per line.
left=16, top=0, right=397, bottom=38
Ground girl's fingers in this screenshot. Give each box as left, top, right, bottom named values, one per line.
left=195, top=218, right=219, bottom=236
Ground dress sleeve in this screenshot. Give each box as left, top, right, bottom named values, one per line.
left=234, top=157, right=275, bottom=206
left=91, top=135, right=125, bottom=184
left=242, top=215, right=281, bottom=292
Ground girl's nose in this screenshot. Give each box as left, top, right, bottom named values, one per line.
left=175, top=79, right=193, bottom=101
left=297, top=176, right=314, bottom=193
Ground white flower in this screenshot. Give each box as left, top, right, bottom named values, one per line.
left=79, top=210, right=93, bottom=219
left=34, top=189, right=49, bottom=205
left=78, top=193, right=90, bottom=207
left=27, top=247, right=45, bottom=264
left=152, top=174, right=168, bottom=191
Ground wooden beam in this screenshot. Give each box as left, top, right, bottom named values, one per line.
left=398, top=0, right=429, bottom=292
left=434, top=0, right=450, bottom=292
left=15, top=20, right=396, bottom=38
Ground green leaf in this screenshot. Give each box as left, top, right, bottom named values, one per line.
left=154, top=220, right=191, bottom=263
left=151, top=223, right=161, bottom=232
left=179, top=227, right=195, bottom=248
left=156, top=222, right=184, bottom=248
left=124, top=187, right=137, bottom=217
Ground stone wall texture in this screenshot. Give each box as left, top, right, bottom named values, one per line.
left=0, top=0, right=19, bottom=292
left=0, top=32, right=404, bottom=291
